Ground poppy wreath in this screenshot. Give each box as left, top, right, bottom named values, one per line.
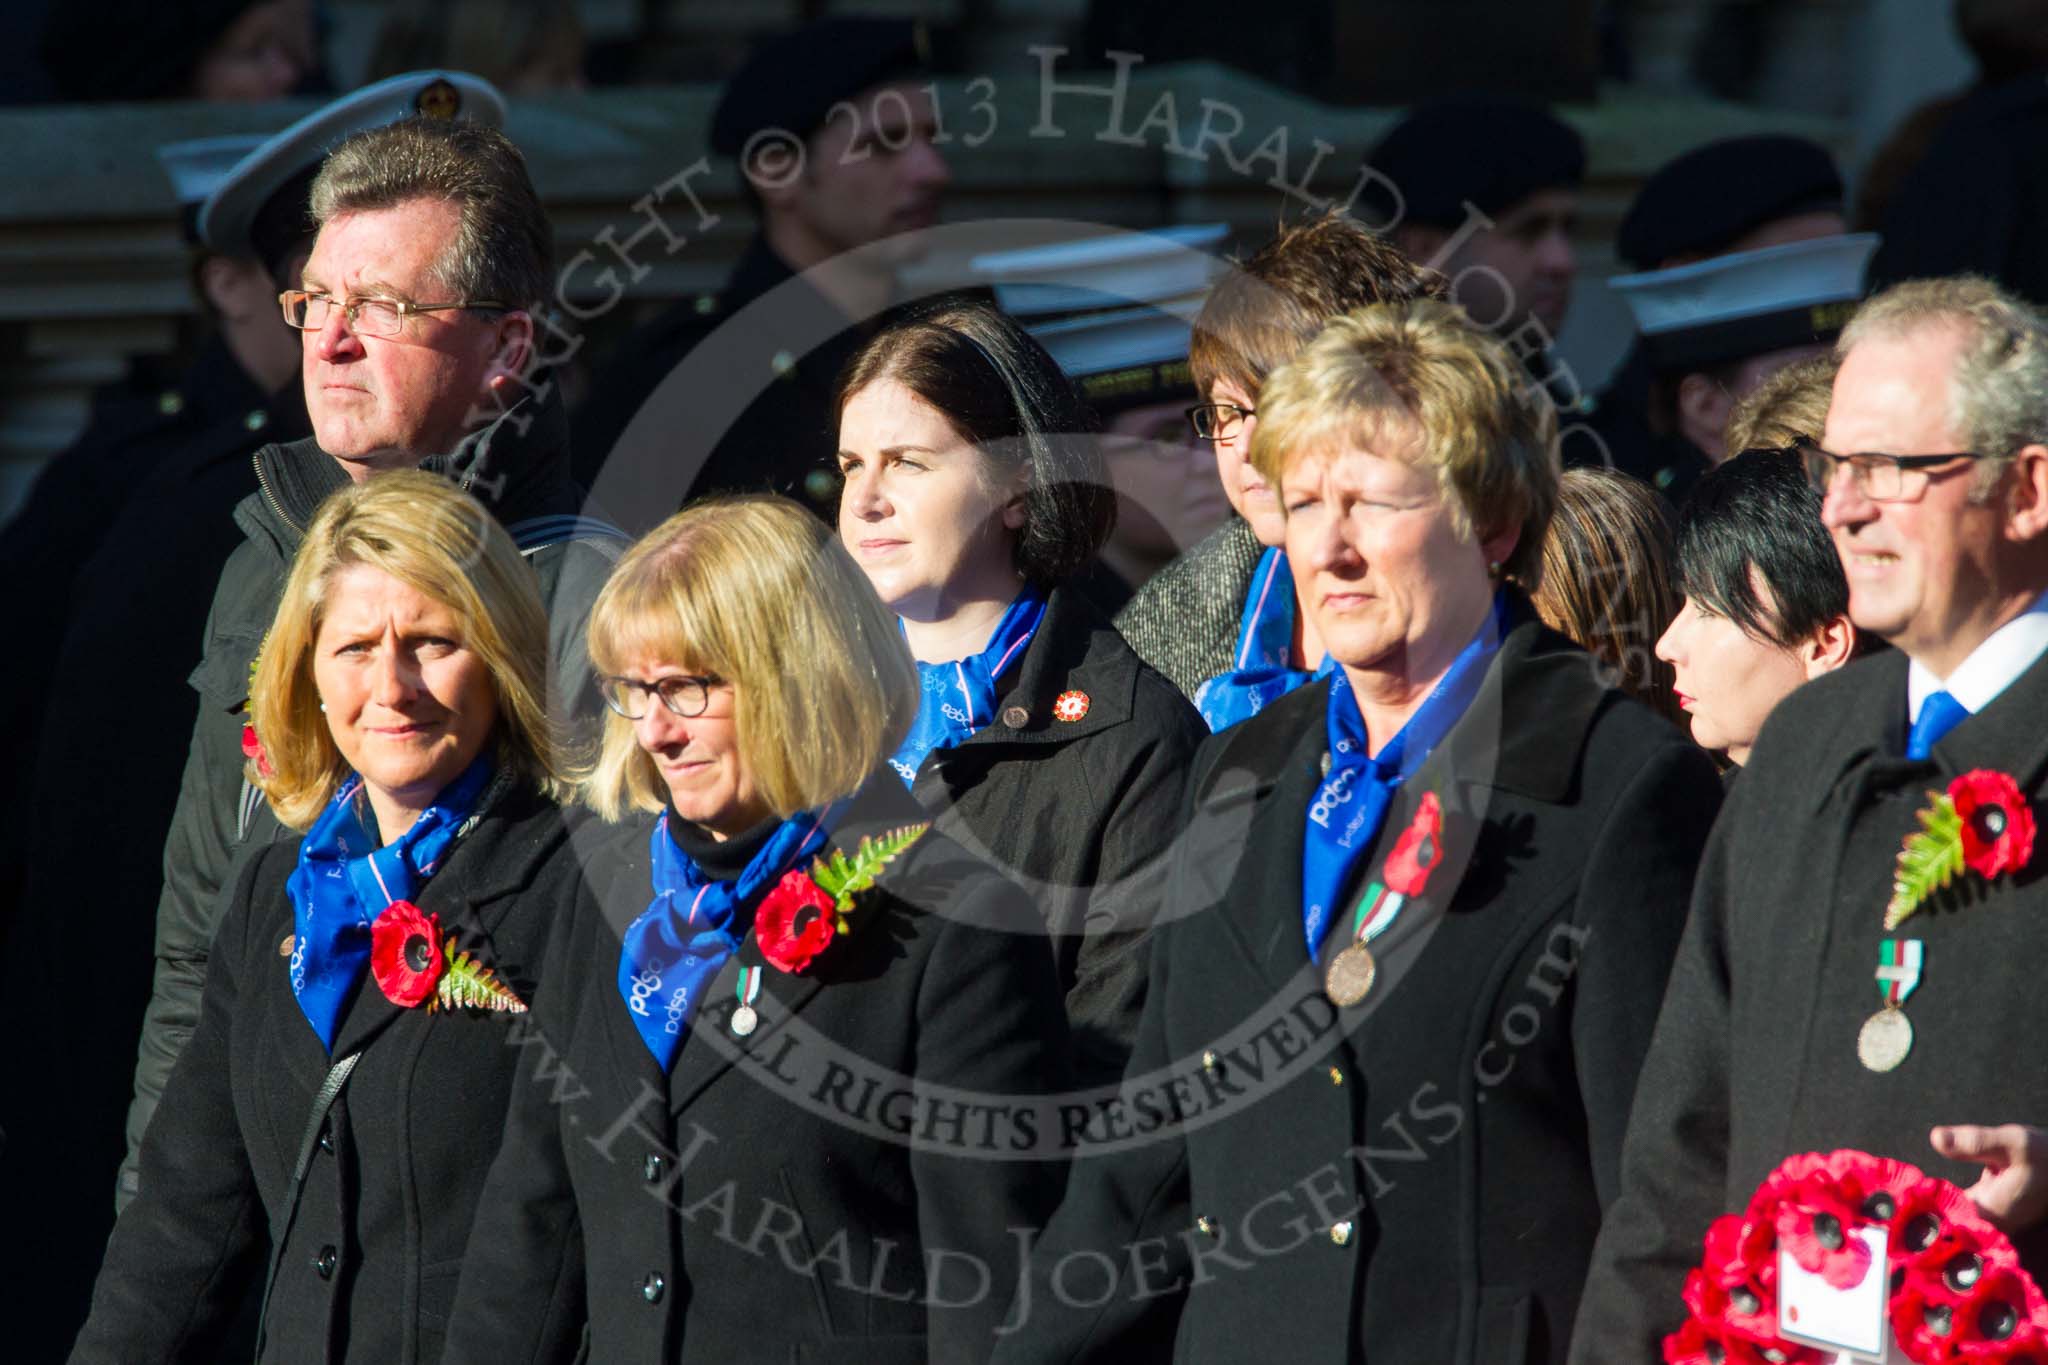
left=369, top=900, right=527, bottom=1013
left=755, top=824, right=928, bottom=974
left=1889, top=770, right=2037, bottom=929
left=1664, top=1150, right=2048, bottom=1363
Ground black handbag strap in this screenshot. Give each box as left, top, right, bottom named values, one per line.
left=254, top=1050, right=361, bottom=1355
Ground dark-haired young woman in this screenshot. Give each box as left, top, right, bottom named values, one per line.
left=836, top=297, right=1204, bottom=1081
left=1656, top=446, right=1866, bottom=770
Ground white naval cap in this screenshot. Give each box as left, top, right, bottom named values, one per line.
left=198, top=70, right=509, bottom=264
left=973, top=224, right=1228, bottom=408
left=156, top=135, right=268, bottom=245
left=1609, top=232, right=1880, bottom=375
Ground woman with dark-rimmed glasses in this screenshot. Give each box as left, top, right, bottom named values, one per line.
left=1111, top=213, right=1447, bottom=731
left=441, top=496, right=1071, bottom=1365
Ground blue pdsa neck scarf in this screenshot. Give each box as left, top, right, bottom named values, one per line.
left=888, top=586, right=1048, bottom=785
left=1195, top=546, right=1335, bottom=732
left=286, top=754, right=495, bottom=1050
left=1299, top=593, right=1514, bottom=958
left=618, top=804, right=840, bottom=1071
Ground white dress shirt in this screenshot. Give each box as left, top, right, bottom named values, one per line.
left=1907, top=587, right=2048, bottom=723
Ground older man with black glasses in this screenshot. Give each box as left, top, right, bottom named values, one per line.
left=1575, top=274, right=2048, bottom=1361
left=107, top=113, right=620, bottom=1224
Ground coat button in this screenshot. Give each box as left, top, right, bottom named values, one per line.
left=1329, top=1220, right=1354, bottom=1247
left=1002, top=705, right=1030, bottom=729
left=1328, top=1066, right=1344, bottom=1086
left=1195, top=1216, right=1218, bottom=1237
left=643, top=1153, right=666, bottom=1182
left=314, top=1245, right=338, bottom=1279
left=1200, top=1050, right=1220, bottom=1075
left=642, top=1272, right=665, bottom=1303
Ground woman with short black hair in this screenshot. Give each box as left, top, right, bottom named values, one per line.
left=836, top=297, right=1203, bottom=1082
left=1657, top=446, right=1864, bottom=768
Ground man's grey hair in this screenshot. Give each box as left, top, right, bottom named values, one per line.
left=1837, top=274, right=2048, bottom=500
left=309, top=117, right=553, bottom=314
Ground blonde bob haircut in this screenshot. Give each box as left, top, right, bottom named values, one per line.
left=1248, top=299, right=1561, bottom=590
left=249, top=470, right=563, bottom=831
left=580, top=496, right=918, bottom=822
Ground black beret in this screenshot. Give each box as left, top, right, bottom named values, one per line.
left=710, top=18, right=931, bottom=159
left=43, top=0, right=258, bottom=102
left=1617, top=135, right=1844, bottom=270
left=1359, top=95, right=1585, bottom=231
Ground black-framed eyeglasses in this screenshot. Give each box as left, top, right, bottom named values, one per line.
left=595, top=673, right=720, bottom=720
left=1794, top=438, right=1992, bottom=503
left=1186, top=402, right=1255, bottom=441
left=279, top=289, right=511, bottom=338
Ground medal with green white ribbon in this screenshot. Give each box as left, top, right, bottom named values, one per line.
left=731, top=965, right=763, bottom=1037
left=1857, top=938, right=1922, bottom=1072
left=1325, top=881, right=1406, bottom=1006
left=1325, top=792, right=1446, bottom=1007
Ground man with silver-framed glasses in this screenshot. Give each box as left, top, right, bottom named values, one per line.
left=114, top=107, right=620, bottom=1218
left=1575, top=274, right=2048, bottom=1360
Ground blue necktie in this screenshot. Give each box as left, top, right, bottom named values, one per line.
left=1906, top=689, right=1970, bottom=760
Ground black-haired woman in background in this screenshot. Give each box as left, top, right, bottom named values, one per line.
left=1656, top=446, right=1865, bottom=772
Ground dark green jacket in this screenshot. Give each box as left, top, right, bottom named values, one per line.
left=117, top=388, right=620, bottom=1206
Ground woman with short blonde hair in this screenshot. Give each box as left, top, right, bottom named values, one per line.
left=1247, top=298, right=1559, bottom=589
left=76, top=471, right=585, bottom=1364
left=1001, top=300, right=1723, bottom=1365
left=445, top=495, right=1073, bottom=1365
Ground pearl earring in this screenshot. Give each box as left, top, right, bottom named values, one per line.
left=1487, top=561, right=1502, bottom=578
left=318, top=701, right=328, bottom=713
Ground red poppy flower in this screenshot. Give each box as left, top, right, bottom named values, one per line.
left=241, top=723, right=274, bottom=778
left=1384, top=792, right=1445, bottom=898
left=1702, top=1212, right=1777, bottom=1291
left=1774, top=1189, right=1876, bottom=1291
left=756, top=870, right=836, bottom=974
left=1683, top=1264, right=1780, bottom=1346
left=1901, top=1216, right=2007, bottom=1310
left=370, top=901, right=444, bottom=1007
left=1951, top=771, right=2036, bottom=880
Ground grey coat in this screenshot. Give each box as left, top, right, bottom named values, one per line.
left=117, top=389, right=619, bottom=1207
left=1113, top=517, right=1263, bottom=702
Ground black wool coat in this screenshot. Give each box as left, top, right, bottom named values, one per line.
left=1573, top=645, right=2048, bottom=1363
left=70, top=785, right=577, bottom=1365
left=991, top=618, right=1724, bottom=1365
left=121, top=387, right=617, bottom=1206
left=441, top=775, right=1075, bottom=1365
left=910, top=586, right=1205, bottom=1085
